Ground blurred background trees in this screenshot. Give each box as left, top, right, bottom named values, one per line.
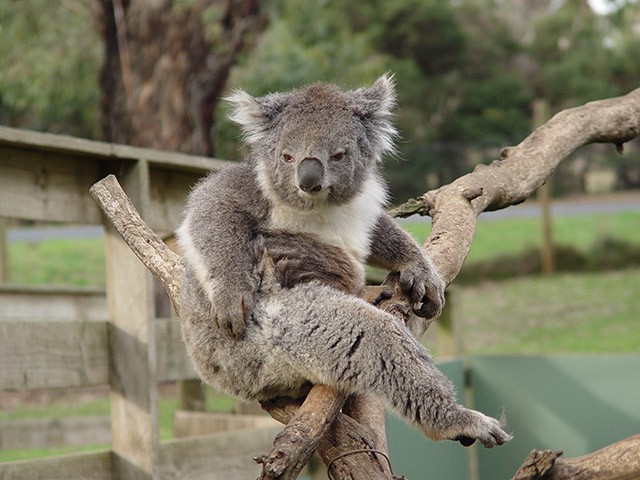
left=1, top=0, right=638, bottom=200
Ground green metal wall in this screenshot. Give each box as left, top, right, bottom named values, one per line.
left=306, top=354, right=639, bottom=479
left=387, top=354, right=640, bottom=479
left=472, top=354, right=640, bottom=479
left=386, top=359, right=471, bottom=480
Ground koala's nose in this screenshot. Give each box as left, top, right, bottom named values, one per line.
left=297, top=157, right=324, bottom=194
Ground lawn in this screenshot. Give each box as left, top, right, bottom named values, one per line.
left=7, top=210, right=640, bottom=287
left=453, top=268, right=640, bottom=355
left=401, top=209, right=640, bottom=263
left=0, top=388, right=235, bottom=463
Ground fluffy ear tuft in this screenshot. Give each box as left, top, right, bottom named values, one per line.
left=350, top=73, right=398, bottom=158
left=224, top=90, right=289, bottom=144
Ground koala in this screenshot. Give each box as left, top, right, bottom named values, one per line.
left=176, top=74, right=511, bottom=448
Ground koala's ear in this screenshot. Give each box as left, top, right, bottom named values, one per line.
left=224, top=90, right=289, bottom=144
left=350, top=73, right=398, bottom=157
left=352, top=73, right=396, bottom=118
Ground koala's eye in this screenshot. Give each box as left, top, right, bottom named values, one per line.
left=281, top=153, right=294, bottom=163
left=331, top=150, right=346, bottom=162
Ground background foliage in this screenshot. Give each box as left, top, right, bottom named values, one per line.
left=1, top=0, right=639, bottom=200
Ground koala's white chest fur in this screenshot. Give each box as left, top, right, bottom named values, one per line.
left=266, top=176, right=387, bottom=265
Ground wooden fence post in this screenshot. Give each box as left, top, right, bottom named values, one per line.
left=104, top=161, right=158, bottom=479
left=436, top=288, right=461, bottom=357
left=533, top=99, right=555, bottom=275
left=0, top=218, right=7, bottom=283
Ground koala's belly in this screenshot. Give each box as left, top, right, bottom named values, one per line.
left=260, top=229, right=364, bottom=294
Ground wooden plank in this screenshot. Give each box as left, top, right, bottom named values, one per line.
left=0, top=218, right=7, bottom=283
left=0, top=320, right=109, bottom=390
left=0, top=146, right=105, bottom=223
left=173, top=411, right=279, bottom=438
left=154, top=318, right=197, bottom=382
left=157, top=426, right=282, bottom=480
left=0, top=286, right=107, bottom=322
left=0, top=450, right=112, bottom=480
left=104, top=161, right=157, bottom=480
left=0, top=415, right=111, bottom=450
left=0, top=125, right=226, bottom=173
left=147, top=167, right=203, bottom=234
left=0, top=319, right=196, bottom=391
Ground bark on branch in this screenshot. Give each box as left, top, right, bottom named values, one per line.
left=90, top=86, right=640, bottom=479
left=511, top=434, right=640, bottom=480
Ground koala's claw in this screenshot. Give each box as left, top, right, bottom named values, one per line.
left=372, top=288, right=393, bottom=306
left=397, top=263, right=445, bottom=319
left=210, top=291, right=255, bottom=339
left=412, top=295, right=440, bottom=318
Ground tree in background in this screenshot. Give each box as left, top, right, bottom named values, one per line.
left=94, top=0, right=265, bottom=155
left=0, top=1, right=101, bottom=138
left=1, top=0, right=638, bottom=194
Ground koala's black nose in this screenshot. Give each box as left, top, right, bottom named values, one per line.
left=298, top=157, right=324, bottom=194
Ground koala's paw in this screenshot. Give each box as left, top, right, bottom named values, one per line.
left=398, top=261, right=445, bottom=319
left=209, top=283, right=256, bottom=339
left=447, top=409, right=512, bottom=449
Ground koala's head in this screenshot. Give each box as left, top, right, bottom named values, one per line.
left=225, top=74, right=397, bottom=210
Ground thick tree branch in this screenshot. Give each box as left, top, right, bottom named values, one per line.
left=389, top=86, right=640, bottom=287
left=90, top=176, right=183, bottom=313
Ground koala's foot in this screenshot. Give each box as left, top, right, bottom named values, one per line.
left=439, top=408, right=512, bottom=448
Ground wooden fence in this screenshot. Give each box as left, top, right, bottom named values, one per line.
left=0, top=126, right=281, bottom=480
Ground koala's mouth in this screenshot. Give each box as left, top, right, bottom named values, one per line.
left=296, top=186, right=331, bottom=206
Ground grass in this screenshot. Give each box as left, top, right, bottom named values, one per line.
left=454, top=268, right=640, bottom=355
left=0, top=388, right=235, bottom=463
left=6, top=210, right=640, bottom=287
left=7, top=237, right=105, bottom=287
left=401, top=209, right=640, bottom=263
left=0, top=445, right=106, bottom=463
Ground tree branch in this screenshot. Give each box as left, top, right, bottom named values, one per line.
left=511, top=434, right=640, bottom=480
left=389, top=87, right=640, bottom=288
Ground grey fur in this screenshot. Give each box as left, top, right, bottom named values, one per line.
left=176, top=75, right=511, bottom=447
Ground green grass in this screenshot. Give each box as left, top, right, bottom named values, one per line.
left=0, top=389, right=235, bottom=463
left=402, top=210, right=640, bottom=263
left=0, top=445, right=107, bottom=463
left=7, top=237, right=105, bottom=287
left=454, top=268, right=640, bottom=355
left=6, top=210, right=640, bottom=287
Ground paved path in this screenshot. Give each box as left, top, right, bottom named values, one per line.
left=399, top=191, right=640, bottom=224
left=4, top=192, right=640, bottom=241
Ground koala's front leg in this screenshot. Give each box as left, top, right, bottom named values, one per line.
left=209, top=269, right=259, bottom=338
left=178, top=217, right=259, bottom=338
left=368, top=213, right=445, bottom=318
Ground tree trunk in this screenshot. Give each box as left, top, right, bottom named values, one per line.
left=94, top=0, right=265, bottom=155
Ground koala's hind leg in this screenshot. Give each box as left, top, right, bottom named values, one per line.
left=263, top=283, right=511, bottom=448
